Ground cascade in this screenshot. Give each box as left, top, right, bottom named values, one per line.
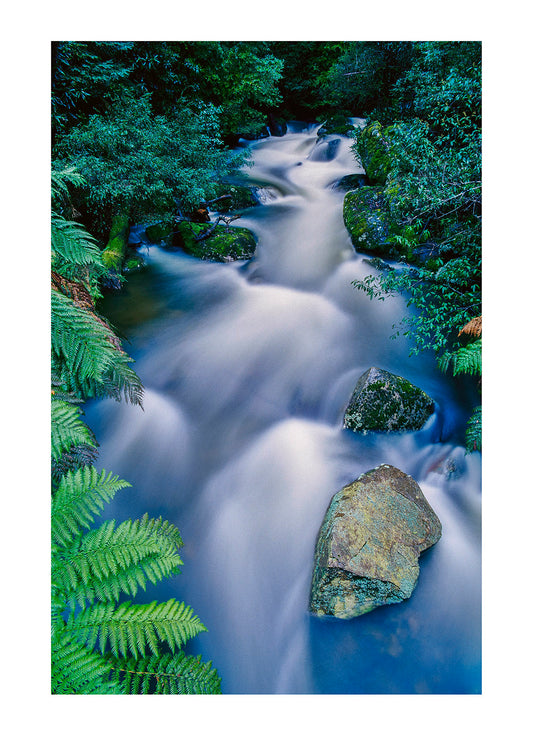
left=87, top=123, right=481, bottom=694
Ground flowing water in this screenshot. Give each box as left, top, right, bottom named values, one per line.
left=87, top=123, right=481, bottom=694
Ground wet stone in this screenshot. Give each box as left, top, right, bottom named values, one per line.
left=309, top=465, right=442, bottom=619
left=344, top=366, right=434, bottom=433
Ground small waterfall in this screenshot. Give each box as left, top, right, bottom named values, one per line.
left=88, top=123, right=481, bottom=694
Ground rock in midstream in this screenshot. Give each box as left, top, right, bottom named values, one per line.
left=343, top=367, right=435, bottom=433
left=309, top=464, right=442, bottom=619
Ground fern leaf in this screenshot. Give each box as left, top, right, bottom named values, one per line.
left=51, top=167, right=87, bottom=204
left=52, top=466, right=130, bottom=549
left=458, top=315, right=482, bottom=338
left=52, top=444, right=100, bottom=488
left=465, top=405, right=482, bottom=453
left=108, top=651, right=222, bottom=694
left=51, top=399, right=97, bottom=461
left=438, top=339, right=481, bottom=377
left=51, top=288, right=143, bottom=404
left=66, top=599, right=207, bottom=659
left=54, top=514, right=184, bottom=604
left=52, top=627, right=122, bottom=694
left=51, top=212, right=105, bottom=274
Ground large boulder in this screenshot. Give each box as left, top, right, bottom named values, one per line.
left=344, top=367, right=434, bottom=433
left=309, top=465, right=442, bottom=619
left=343, top=186, right=397, bottom=255
left=355, top=120, right=392, bottom=186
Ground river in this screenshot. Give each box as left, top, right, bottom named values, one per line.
left=87, top=122, right=481, bottom=694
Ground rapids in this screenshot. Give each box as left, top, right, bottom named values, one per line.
left=87, top=123, right=481, bottom=694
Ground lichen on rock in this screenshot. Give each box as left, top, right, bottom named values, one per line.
left=355, top=120, right=393, bottom=186
left=176, top=221, right=256, bottom=261
left=145, top=219, right=256, bottom=262
left=343, top=186, right=397, bottom=255
left=309, top=465, right=442, bottom=619
left=343, top=367, right=434, bottom=433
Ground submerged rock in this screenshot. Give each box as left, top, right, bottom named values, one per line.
left=331, top=173, right=368, bottom=192
left=344, top=367, right=434, bottom=433
left=309, top=465, right=442, bottom=619
left=208, top=182, right=261, bottom=212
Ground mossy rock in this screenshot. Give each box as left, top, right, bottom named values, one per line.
left=102, top=214, right=129, bottom=272
left=332, top=173, right=368, bottom=192
left=145, top=222, right=175, bottom=244
left=317, top=113, right=354, bottom=137
left=123, top=254, right=147, bottom=273
left=344, top=367, right=435, bottom=433
left=356, top=121, right=393, bottom=186
left=343, top=187, right=398, bottom=255
left=209, top=183, right=260, bottom=213
left=176, top=221, right=256, bottom=262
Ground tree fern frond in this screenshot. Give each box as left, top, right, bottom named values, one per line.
left=51, top=167, right=87, bottom=204
left=66, top=599, right=207, bottom=659
left=51, top=399, right=97, bottom=461
left=51, top=288, right=143, bottom=404
left=51, top=378, right=85, bottom=404
left=51, top=212, right=105, bottom=275
left=458, top=315, right=482, bottom=339
left=52, top=467, right=130, bottom=549
left=465, top=405, right=482, bottom=453
left=51, top=627, right=122, bottom=694
left=438, top=339, right=481, bottom=376
left=109, top=651, right=222, bottom=694
left=54, top=514, right=184, bottom=604
left=52, top=444, right=100, bottom=488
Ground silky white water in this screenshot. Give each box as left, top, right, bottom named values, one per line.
left=87, top=124, right=481, bottom=694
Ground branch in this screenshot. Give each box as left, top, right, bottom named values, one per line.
left=190, top=217, right=222, bottom=241
left=205, top=194, right=232, bottom=206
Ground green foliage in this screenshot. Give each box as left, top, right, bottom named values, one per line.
left=389, top=220, right=430, bottom=256
left=53, top=41, right=285, bottom=145
left=51, top=466, right=131, bottom=549
left=347, top=42, right=481, bottom=451
left=51, top=177, right=221, bottom=694
left=318, top=42, right=415, bottom=117
left=209, top=43, right=284, bottom=137
left=270, top=41, right=349, bottom=119
left=51, top=288, right=143, bottom=403
left=51, top=41, right=287, bottom=241
left=51, top=627, right=122, bottom=695
left=51, top=179, right=143, bottom=402
left=53, top=93, right=243, bottom=237
left=438, top=339, right=482, bottom=377
left=438, top=339, right=482, bottom=453
left=355, top=258, right=481, bottom=356
left=52, top=41, right=134, bottom=139
left=51, top=400, right=97, bottom=463
left=465, top=405, right=482, bottom=453
left=109, top=651, right=222, bottom=694
left=51, top=463, right=221, bottom=693
left=51, top=213, right=107, bottom=299
left=64, top=598, right=204, bottom=659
